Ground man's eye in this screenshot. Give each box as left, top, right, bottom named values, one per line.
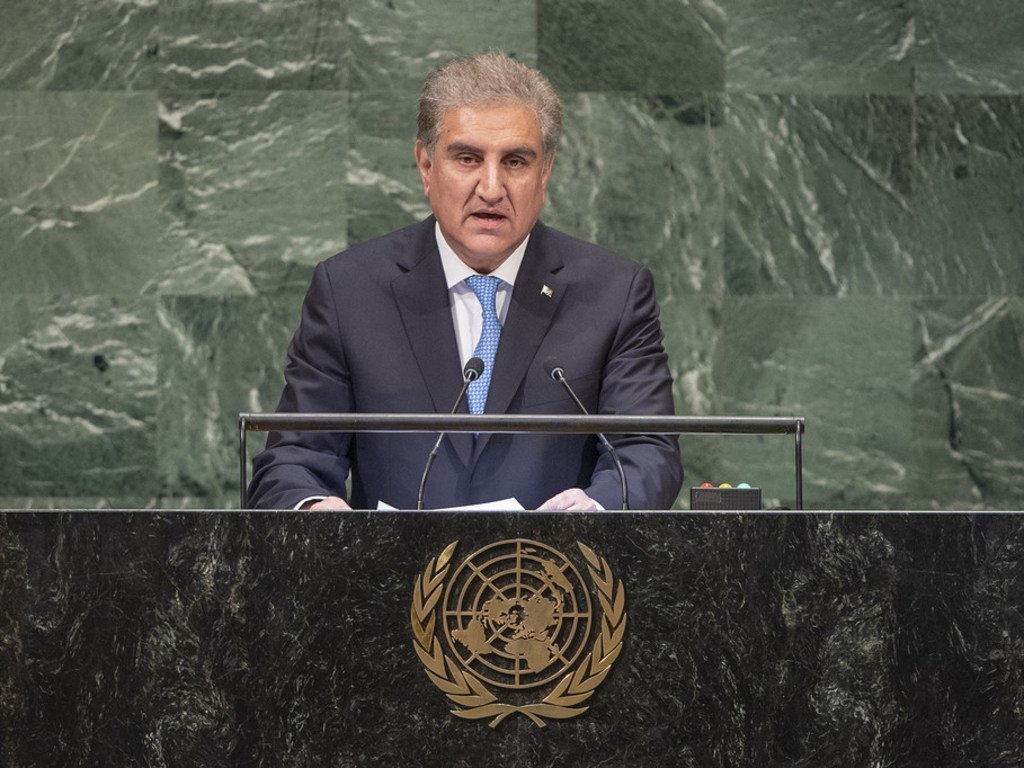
left=456, top=155, right=477, bottom=165
left=506, top=157, right=525, bottom=168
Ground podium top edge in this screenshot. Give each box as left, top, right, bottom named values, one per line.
left=237, top=413, right=807, bottom=435
left=4, top=509, right=1023, bottom=515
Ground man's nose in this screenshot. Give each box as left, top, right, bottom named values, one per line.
left=475, top=161, right=505, bottom=202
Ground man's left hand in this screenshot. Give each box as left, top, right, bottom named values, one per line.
left=537, top=488, right=601, bottom=511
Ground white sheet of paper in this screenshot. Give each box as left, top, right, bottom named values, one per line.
left=376, top=497, right=524, bottom=511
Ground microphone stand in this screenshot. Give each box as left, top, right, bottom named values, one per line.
left=416, top=358, right=483, bottom=510
left=548, top=364, right=630, bottom=510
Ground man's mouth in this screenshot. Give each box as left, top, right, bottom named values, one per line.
left=471, top=211, right=506, bottom=221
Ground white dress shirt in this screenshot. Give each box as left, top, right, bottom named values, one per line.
left=435, top=221, right=529, bottom=365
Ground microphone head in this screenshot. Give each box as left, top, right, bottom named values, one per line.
left=542, top=356, right=565, bottom=382
left=464, top=356, right=485, bottom=382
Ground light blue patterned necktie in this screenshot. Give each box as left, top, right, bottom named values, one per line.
left=465, top=275, right=502, bottom=415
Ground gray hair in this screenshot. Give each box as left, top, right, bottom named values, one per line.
left=417, top=53, right=563, bottom=157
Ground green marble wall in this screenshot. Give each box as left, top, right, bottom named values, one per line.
left=0, top=0, right=1021, bottom=510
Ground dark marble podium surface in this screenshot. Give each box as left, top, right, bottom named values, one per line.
left=2, top=510, right=1022, bottom=767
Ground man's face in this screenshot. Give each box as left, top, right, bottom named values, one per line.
left=415, top=102, right=554, bottom=274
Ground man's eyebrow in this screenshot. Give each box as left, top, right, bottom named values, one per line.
left=445, top=142, right=539, bottom=159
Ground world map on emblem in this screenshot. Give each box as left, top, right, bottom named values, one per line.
left=442, top=539, right=594, bottom=690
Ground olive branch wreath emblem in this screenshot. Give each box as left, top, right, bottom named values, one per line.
left=410, top=540, right=627, bottom=728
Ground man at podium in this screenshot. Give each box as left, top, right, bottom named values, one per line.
left=247, top=53, right=682, bottom=511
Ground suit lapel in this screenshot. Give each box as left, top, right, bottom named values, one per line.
left=474, top=224, right=565, bottom=457
left=391, top=221, right=474, bottom=467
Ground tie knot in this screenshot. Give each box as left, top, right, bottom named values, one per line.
left=465, top=275, right=499, bottom=309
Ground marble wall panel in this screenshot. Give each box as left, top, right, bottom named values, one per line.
left=346, top=90, right=430, bottom=244
left=538, top=0, right=725, bottom=93
left=157, top=91, right=350, bottom=296
left=723, top=94, right=916, bottom=296
left=727, top=0, right=1024, bottom=95
left=722, top=92, right=1024, bottom=298
left=0, top=91, right=160, bottom=298
left=726, top=0, right=916, bottom=94
left=913, top=0, right=1024, bottom=93
left=911, top=298, right=1024, bottom=509
left=0, top=0, right=157, bottom=89
left=913, top=95, right=1024, bottom=295
left=159, top=0, right=349, bottom=90
left=0, top=296, right=158, bottom=501
left=0, top=87, right=158, bottom=507
left=0, top=294, right=34, bottom=354
left=347, top=0, right=538, bottom=92
left=712, top=297, right=912, bottom=509
left=156, top=293, right=305, bottom=503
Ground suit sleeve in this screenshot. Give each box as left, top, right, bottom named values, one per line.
left=246, top=262, right=354, bottom=509
left=584, top=266, right=683, bottom=510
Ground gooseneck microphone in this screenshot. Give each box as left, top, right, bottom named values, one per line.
left=544, top=358, right=630, bottom=510
left=416, top=357, right=485, bottom=510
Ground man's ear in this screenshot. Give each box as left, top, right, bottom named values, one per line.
left=541, top=151, right=556, bottom=186
left=414, top=139, right=432, bottom=197
left=538, top=151, right=556, bottom=207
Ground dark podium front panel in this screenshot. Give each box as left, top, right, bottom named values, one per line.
left=1, top=510, right=1023, bottom=767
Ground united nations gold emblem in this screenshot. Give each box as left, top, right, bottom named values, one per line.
left=410, top=539, right=626, bottom=728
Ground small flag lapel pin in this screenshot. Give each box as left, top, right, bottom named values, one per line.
left=541, top=284, right=553, bottom=298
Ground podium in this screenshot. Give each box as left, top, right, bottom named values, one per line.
left=2, top=509, right=1023, bottom=765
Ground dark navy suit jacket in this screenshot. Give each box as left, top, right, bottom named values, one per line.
left=247, top=217, right=682, bottom=510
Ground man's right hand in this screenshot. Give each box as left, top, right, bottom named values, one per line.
left=538, top=488, right=601, bottom=511
left=302, top=496, right=352, bottom=510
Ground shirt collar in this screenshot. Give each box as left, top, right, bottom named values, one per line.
left=435, top=222, right=529, bottom=290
